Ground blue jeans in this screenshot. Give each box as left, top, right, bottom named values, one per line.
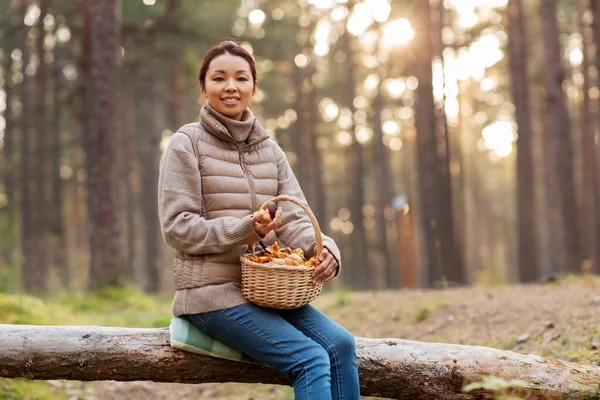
left=186, top=303, right=360, bottom=400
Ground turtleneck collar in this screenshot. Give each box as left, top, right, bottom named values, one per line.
left=201, top=102, right=255, bottom=144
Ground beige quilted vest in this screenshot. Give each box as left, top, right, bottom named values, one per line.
left=172, top=115, right=280, bottom=289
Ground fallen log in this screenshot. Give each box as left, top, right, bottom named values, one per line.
left=1, top=324, right=599, bottom=399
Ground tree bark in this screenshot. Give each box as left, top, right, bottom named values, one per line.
left=167, top=48, right=183, bottom=130
left=507, top=0, right=539, bottom=282
left=135, top=53, right=163, bottom=292
left=341, top=5, right=370, bottom=289
left=31, top=0, right=51, bottom=292
left=87, top=0, right=122, bottom=288
left=579, top=0, right=600, bottom=274
left=1, top=325, right=599, bottom=399
left=81, top=0, right=95, bottom=286
left=371, top=22, right=393, bottom=289
left=590, top=0, right=600, bottom=273
left=430, top=0, right=465, bottom=285
left=290, top=11, right=325, bottom=226
left=1, top=7, right=17, bottom=263
left=413, top=1, right=463, bottom=287
left=291, top=51, right=308, bottom=188
left=19, top=0, right=36, bottom=292
left=539, top=0, right=581, bottom=273
left=414, top=3, right=440, bottom=286
left=456, top=81, right=475, bottom=282
left=291, top=8, right=311, bottom=205
left=307, top=71, right=326, bottom=228
left=121, top=46, right=136, bottom=283
left=372, top=84, right=393, bottom=289
left=51, top=4, right=67, bottom=287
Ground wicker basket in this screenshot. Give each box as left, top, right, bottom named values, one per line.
left=240, top=195, right=323, bottom=309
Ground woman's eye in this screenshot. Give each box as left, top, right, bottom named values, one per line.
left=214, top=77, right=224, bottom=81
left=238, top=77, right=248, bottom=81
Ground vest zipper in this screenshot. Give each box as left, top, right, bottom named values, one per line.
left=239, top=150, right=256, bottom=211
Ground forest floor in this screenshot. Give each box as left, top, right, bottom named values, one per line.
left=1, top=276, right=600, bottom=399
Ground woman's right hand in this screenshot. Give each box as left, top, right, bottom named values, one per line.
left=251, top=207, right=283, bottom=237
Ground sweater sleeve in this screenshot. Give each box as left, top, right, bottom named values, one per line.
left=270, top=142, right=342, bottom=271
left=158, top=131, right=262, bottom=255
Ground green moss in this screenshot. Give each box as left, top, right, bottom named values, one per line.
left=0, top=379, right=65, bottom=400
left=59, top=286, right=156, bottom=313
left=414, top=307, right=430, bottom=322
left=0, top=287, right=171, bottom=328
left=150, top=315, right=172, bottom=327
left=334, top=290, right=349, bottom=308
left=542, top=273, right=600, bottom=286
left=413, top=296, right=445, bottom=323
left=0, top=294, right=70, bottom=325
left=564, top=385, right=600, bottom=400
left=50, top=286, right=171, bottom=327
left=562, top=345, right=596, bottom=363
left=463, top=375, right=530, bottom=400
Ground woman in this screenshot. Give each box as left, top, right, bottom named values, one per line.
left=158, top=40, right=360, bottom=400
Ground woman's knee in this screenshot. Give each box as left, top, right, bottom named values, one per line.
left=304, top=343, right=331, bottom=370
left=288, top=343, right=331, bottom=380
left=330, top=329, right=356, bottom=359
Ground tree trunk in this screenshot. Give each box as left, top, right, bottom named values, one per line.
left=371, top=54, right=393, bottom=289
left=1, top=9, right=17, bottom=263
left=456, top=81, right=474, bottom=282
left=341, top=8, right=370, bottom=289
left=20, top=0, right=36, bottom=292
left=80, top=0, right=95, bottom=287
left=51, top=6, right=67, bottom=287
left=507, top=0, right=539, bottom=282
left=291, top=55, right=308, bottom=188
left=1, top=324, right=599, bottom=399
left=413, top=1, right=463, bottom=287
left=167, top=49, right=182, bottom=130
left=31, top=0, right=51, bottom=292
left=580, top=0, right=600, bottom=274
left=87, top=0, right=122, bottom=288
left=590, top=0, right=600, bottom=273
left=135, top=53, right=162, bottom=292
left=307, top=71, right=326, bottom=227
left=540, top=0, right=581, bottom=273
left=290, top=13, right=324, bottom=225
left=414, top=3, right=440, bottom=286
left=121, top=47, right=136, bottom=283
left=431, top=0, right=465, bottom=285
left=291, top=7, right=311, bottom=201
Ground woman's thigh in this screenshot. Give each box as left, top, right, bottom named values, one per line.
left=276, top=304, right=355, bottom=352
left=186, top=303, right=330, bottom=374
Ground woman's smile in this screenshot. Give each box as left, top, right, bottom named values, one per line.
left=221, top=96, right=240, bottom=105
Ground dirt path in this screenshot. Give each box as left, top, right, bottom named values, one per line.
left=49, top=278, right=600, bottom=399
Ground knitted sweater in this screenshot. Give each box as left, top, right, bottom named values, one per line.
left=158, top=103, right=341, bottom=315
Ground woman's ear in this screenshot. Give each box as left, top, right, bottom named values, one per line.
left=253, top=80, right=259, bottom=96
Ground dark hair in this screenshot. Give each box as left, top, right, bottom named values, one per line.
left=198, top=40, right=257, bottom=92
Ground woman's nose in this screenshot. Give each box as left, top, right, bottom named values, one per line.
left=225, top=79, right=237, bottom=91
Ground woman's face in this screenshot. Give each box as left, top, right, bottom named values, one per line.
left=203, top=53, right=256, bottom=120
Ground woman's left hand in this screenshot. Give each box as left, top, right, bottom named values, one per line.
left=312, top=248, right=338, bottom=284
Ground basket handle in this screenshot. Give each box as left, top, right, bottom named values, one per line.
left=259, top=195, right=323, bottom=258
